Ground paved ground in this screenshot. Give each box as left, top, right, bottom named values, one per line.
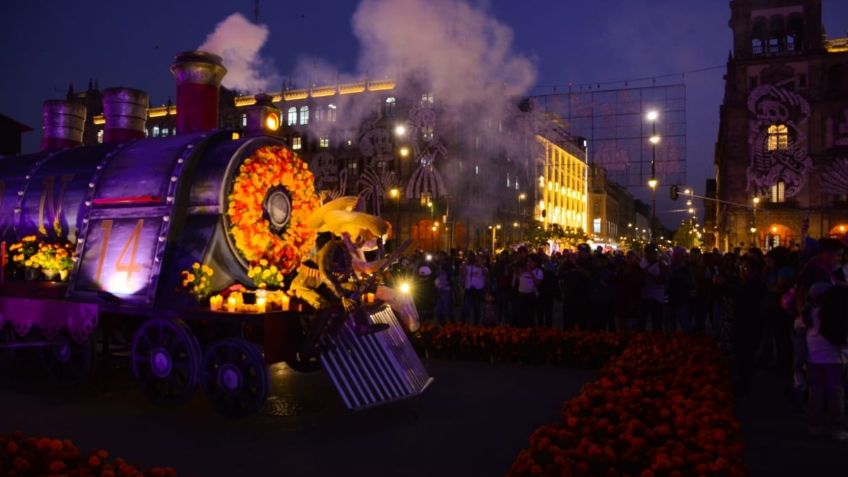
left=0, top=357, right=594, bottom=477
left=737, top=369, right=848, bottom=477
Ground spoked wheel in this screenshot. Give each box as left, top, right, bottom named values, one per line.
left=202, top=338, right=269, bottom=418
left=40, top=333, right=95, bottom=386
left=131, top=318, right=202, bottom=406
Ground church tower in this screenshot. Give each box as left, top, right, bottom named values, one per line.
left=712, top=0, right=848, bottom=250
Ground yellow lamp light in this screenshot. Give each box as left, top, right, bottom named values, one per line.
left=265, top=113, right=280, bottom=131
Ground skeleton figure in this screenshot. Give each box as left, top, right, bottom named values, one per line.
left=309, top=152, right=339, bottom=191
left=406, top=142, right=447, bottom=200
left=358, top=120, right=394, bottom=168
left=746, top=84, right=812, bottom=198
left=406, top=101, right=448, bottom=199
left=357, top=167, right=397, bottom=216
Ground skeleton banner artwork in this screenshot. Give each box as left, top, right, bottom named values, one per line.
left=746, top=84, right=812, bottom=198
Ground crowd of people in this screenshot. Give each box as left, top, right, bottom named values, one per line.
left=392, top=237, right=848, bottom=442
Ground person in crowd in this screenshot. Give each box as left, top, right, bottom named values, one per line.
left=561, top=244, right=593, bottom=329
left=514, top=255, right=543, bottom=328
left=690, top=248, right=713, bottom=333
left=588, top=253, right=614, bottom=330
left=537, top=254, right=559, bottom=327
left=667, top=247, right=693, bottom=332
left=732, top=254, right=767, bottom=396
left=433, top=251, right=454, bottom=324
left=460, top=253, right=487, bottom=325
left=615, top=250, right=645, bottom=330
left=805, top=284, right=848, bottom=441
left=640, top=243, right=667, bottom=331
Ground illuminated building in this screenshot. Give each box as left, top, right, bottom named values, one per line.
left=71, top=76, right=583, bottom=251
left=534, top=134, right=587, bottom=234
left=714, top=0, right=848, bottom=250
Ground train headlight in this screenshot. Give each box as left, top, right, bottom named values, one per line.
left=265, top=112, right=280, bottom=131
left=399, top=282, right=411, bottom=294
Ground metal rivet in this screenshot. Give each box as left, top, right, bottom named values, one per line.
left=170, top=176, right=177, bottom=182
left=186, top=144, right=194, bottom=149
left=25, top=175, right=31, bottom=180
left=17, top=191, right=24, bottom=196
left=177, top=158, right=184, bottom=164
left=166, top=196, right=174, bottom=203
left=158, top=236, right=165, bottom=242
left=85, top=201, right=91, bottom=206
left=163, top=216, right=170, bottom=222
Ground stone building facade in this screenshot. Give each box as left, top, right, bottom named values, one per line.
left=715, top=0, right=848, bottom=250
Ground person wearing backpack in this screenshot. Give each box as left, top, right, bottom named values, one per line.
left=806, top=284, right=848, bottom=441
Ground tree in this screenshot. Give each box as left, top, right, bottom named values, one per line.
left=673, top=220, right=701, bottom=249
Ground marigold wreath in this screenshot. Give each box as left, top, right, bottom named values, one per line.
left=226, top=145, right=320, bottom=277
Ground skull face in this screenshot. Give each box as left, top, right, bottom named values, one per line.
left=310, top=152, right=338, bottom=187
left=757, top=99, right=789, bottom=124
left=358, top=126, right=393, bottom=162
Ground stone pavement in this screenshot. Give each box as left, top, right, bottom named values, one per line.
left=1, top=358, right=595, bottom=477
left=736, top=369, right=848, bottom=476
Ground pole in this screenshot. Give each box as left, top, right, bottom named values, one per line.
left=651, top=121, right=657, bottom=242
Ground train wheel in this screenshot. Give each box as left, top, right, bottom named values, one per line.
left=202, top=338, right=269, bottom=418
left=131, top=318, right=202, bottom=406
left=0, top=324, right=17, bottom=372
left=40, top=333, right=95, bottom=386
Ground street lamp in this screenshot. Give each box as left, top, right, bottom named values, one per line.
left=389, top=187, right=400, bottom=248
left=647, top=110, right=660, bottom=242
left=394, top=124, right=406, bottom=137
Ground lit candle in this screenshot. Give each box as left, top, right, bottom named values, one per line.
left=227, top=296, right=237, bottom=313
left=281, top=294, right=290, bottom=312
left=256, top=296, right=267, bottom=313
left=209, top=295, right=223, bottom=311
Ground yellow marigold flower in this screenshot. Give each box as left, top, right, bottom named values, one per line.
left=187, top=273, right=195, bottom=282
left=259, top=259, right=268, bottom=267
left=192, top=262, right=200, bottom=270
left=23, top=235, right=36, bottom=242
left=269, top=265, right=278, bottom=273
left=276, top=273, right=283, bottom=282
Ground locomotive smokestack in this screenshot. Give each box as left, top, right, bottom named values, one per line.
left=170, top=51, right=227, bottom=135
left=102, top=87, right=149, bottom=143
left=40, top=100, right=86, bottom=152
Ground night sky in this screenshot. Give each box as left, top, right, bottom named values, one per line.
left=2, top=0, right=847, bottom=228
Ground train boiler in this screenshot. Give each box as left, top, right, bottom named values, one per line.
left=0, top=51, right=431, bottom=417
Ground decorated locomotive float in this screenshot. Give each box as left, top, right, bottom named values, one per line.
left=0, top=51, right=431, bottom=417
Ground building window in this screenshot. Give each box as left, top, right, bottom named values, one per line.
left=506, top=173, right=511, bottom=188
left=314, top=107, right=322, bottom=122
left=152, top=126, right=160, bottom=138
left=771, top=180, right=785, bottom=203
left=161, top=128, right=169, bottom=138
left=421, top=92, right=434, bottom=105
left=299, top=106, right=309, bottom=125
left=96, top=130, right=104, bottom=143
left=240, top=114, right=247, bottom=127
left=287, top=107, right=297, bottom=125
left=319, top=137, right=329, bottom=148
left=385, top=97, right=397, bottom=117
left=593, top=218, right=601, bottom=234
left=752, top=17, right=767, bottom=56
left=422, top=126, right=434, bottom=142
left=293, top=136, right=302, bottom=150
left=767, top=124, right=789, bottom=151
left=328, top=104, right=337, bottom=123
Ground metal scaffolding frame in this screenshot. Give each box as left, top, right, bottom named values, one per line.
left=531, top=83, right=687, bottom=189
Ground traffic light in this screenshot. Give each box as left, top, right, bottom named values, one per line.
left=670, top=185, right=679, bottom=200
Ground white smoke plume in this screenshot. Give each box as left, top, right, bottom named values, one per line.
left=352, top=0, right=536, bottom=111
left=199, top=13, right=278, bottom=93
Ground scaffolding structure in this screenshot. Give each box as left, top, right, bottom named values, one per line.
left=531, top=83, right=686, bottom=188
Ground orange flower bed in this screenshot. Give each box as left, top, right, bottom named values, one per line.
left=412, top=323, right=632, bottom=367
left=412, top=325, right=746, bottom=477
left=226, top=145, right=320, bottom=277
left=1, top=432, right=178, bottom=477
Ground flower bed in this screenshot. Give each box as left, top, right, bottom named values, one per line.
left=412, top=323, right=633, bottom=368
left=412, top=324, right=746, bottom=477
left=1, top=432, right=178, bottom=477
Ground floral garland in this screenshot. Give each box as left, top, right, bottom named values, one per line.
left=226, top=145, right=320, bottom=277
